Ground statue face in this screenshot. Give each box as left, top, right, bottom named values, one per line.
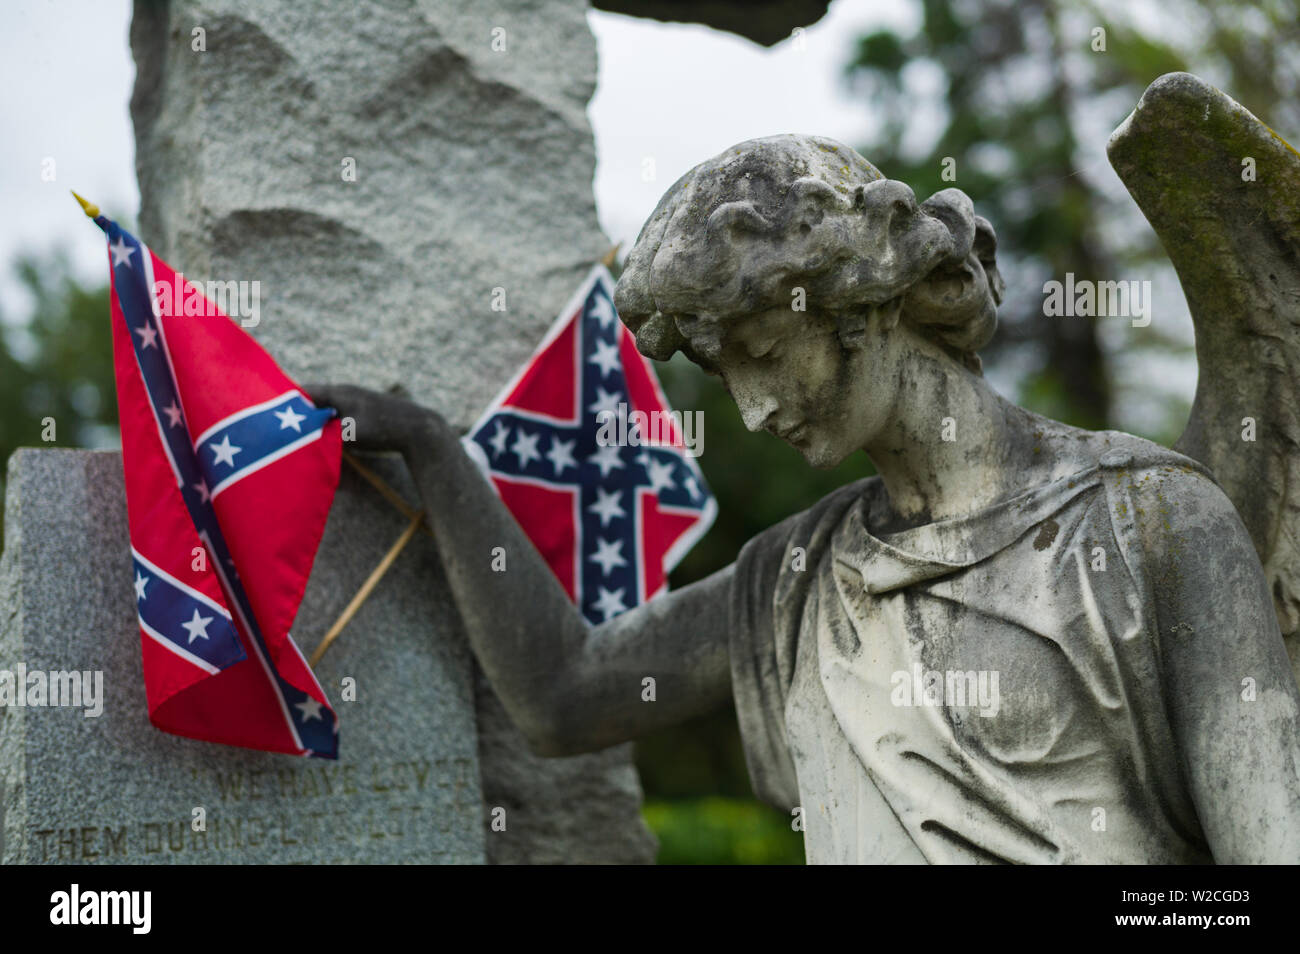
left=715, top=305, right=898, bottom=469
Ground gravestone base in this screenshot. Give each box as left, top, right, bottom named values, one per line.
left=1, top=448, right=657, bottom=864
left=0, top=448, right=485, bottom=864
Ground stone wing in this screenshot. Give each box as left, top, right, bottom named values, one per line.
left=1108, top=73, right=1300, bottom=655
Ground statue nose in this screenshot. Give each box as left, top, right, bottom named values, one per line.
left=735, top=390, right=779, bottom=434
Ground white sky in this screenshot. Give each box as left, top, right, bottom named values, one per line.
left=1, top=1, right=138, bottom=322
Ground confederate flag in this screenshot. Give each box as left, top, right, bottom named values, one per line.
left=87, top=202, right=341, bottom=758
left=463, top=266, right=716, bottom=625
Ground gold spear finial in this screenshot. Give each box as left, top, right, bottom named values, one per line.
left=71, top=191, right=100, bottom=218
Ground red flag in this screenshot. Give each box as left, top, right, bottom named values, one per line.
left=91, top=206, right=341, bottom=757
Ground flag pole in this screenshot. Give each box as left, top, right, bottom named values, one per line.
left=72, top=192, right=109, bottom=236
left=342, top=450, right=433, bottom=538
left=309, top=453, right=433, bottom=667
left=310, top=507, right=424, bottom=668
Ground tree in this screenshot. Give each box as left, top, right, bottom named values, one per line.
left=845, top=0, right=1297, bottom=436
left=0, top=252, right=117, bottom=542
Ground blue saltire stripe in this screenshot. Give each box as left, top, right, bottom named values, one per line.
left=132, top=549, right=244, bottom=672
left=193, top=392, right=332, bottom=498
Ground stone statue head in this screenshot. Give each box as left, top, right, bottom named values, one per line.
left=614, top=134, right=1005, bottom=468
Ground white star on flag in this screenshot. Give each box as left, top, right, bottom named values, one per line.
left=591, top=585, right=628, bottom=621
left=134, top=323, right=158, bottom=350
left=511, top=428, right=541, bottom=469
left=193, top=479, right=211, bottom=504
left=589, top=294, right=616, bottom=330
left=134, top=572, right=149, bottom=601
left=588, top=486, right=625, bottom=526
left=162, top=401, right=183, bottom=428
left=646, top=457, right=677, bottom=494
left=274, top=405, right=306, bottom=432
left=546, top=436, right=578, bottom=476
left=487, top=421, right=511, bottom=458
left=684, top=474, right=702, bottom=500
left=588, top=386, right=623, bottom=418
left=211, top=435, right=241, bottom=467
left=295, top=696, right=324, bottom=722
left=181, top=608, right=214, bottom=644
left=589, top=537, right=628, bottom=576
left=588, top=443, right=624, bottom=478
left=588, top=339, right=621, bottom=378
left=110, top=236, right=136, bottom=268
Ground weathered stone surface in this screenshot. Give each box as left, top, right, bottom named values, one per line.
left=473, top=677, right=653, bottom=863
left=128, top=0, right=655, bottom=862
left=1, top=448, right=484, bottom=863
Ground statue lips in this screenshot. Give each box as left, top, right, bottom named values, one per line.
left=772, top=422, right=809, bottom=445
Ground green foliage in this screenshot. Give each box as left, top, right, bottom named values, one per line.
left=855, top=30, right=908, bottom=76
left=642, top=797, right=805, bottom=865
left=634, top=707, right=755, bottom=800
left=0, top=253, right=117, bottom=543
left=842, top=0, right=1298, bottom=435
left=1097, top=23, right=1190, bottom=82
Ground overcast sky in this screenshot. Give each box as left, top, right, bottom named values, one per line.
left=0, top=0, right=907, bottom=322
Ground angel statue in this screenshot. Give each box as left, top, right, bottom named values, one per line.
left=312, top=73, right=1300, bottom=864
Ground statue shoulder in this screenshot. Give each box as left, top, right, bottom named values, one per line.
left=1086, top=432, right=1258, bottom=595
left=1017, top=411, right=1213, bottom=488
left=1086, top=429, right=1211, bottom=479
left=1011, top=417, right=1233, bottom=549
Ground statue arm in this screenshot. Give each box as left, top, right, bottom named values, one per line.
left=310, top=384, right=733, bottom=756
left=1139, top=473, right=1300, bottom=862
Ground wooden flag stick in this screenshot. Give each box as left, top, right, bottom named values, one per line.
left=342, top=450, right=433, bottom=538
left=310, top=452, right=431, bottom=668
left=309, top=508, right=425, bottom=668
left=600, top=243, right=622, bottom=269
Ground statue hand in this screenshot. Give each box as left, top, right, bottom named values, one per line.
left=303, top=383, right=445, bottom=453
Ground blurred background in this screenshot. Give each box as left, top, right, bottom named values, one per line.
left=3, top=0, right=1297, bottom=863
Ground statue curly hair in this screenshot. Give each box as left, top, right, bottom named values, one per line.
left=613, top=135, right=1005, bottom=375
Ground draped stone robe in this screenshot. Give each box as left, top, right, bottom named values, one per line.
left=729, top=442, right=1218, bottom=864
